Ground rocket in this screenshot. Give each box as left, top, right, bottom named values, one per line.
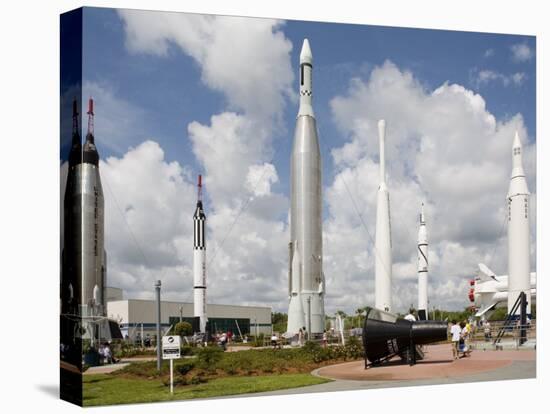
left=417, top=204, right=428, bottom=320
left=374, top=119, right=392, bottom=312
left=193, top=174, right=207, bottom=333
left=287, top=39, right=325, bottom=335
left=507, top=131, right=531, bottom=315
left=470, top=264, right=536, bottom=318
left=61, top=98, right=106, bottom=318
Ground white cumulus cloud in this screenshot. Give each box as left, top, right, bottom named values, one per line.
left=471, top=69, right=526, bottom=87
left=510, top=43, right=534, bottom=62
left=323, top=61, right=535, bottom=313
left=118, top=9, right=294, bottom=124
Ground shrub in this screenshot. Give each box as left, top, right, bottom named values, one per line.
left=117, top=361, right=166, bottom=378
left=188, top=373, right=206, bottom=384
left=196, top=346, right=224, bottom=371
left=344, top=336, right=363, bottom=359
left=301, top=340, right=321, bottom=354
left=173, top=321, right=193, bottom=337
left=175, top=359, right=195, bottom=376
left=252, top=333, right=265, bottom=347
left=180, top=345, right=195, bottom=356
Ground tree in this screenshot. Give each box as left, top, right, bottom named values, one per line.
left=272, top=312, right=288, bottom=333
left=173, top=321, right=193, bottom=337
left=355, top=308, right=365, bottom=327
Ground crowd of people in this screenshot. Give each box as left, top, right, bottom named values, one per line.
left=98, top=342, right=117, bottom=364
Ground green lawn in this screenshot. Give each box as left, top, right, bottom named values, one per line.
left=83, top=373, right=331, bottom=406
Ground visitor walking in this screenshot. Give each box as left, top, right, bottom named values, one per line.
left=450, top=320, right=461, bottom=360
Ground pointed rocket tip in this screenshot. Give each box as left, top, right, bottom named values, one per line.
left=513, top=131, right=521, bottom=148
left=378, top=119, right=386, bottom=138
left=88, top=97, right=94, bottom=115
left=300, top=38, right=312, bottom=64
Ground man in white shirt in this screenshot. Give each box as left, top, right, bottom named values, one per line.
left=450, top=320, right=461, bottom=360
left=404, top=308, right=417, bottom=322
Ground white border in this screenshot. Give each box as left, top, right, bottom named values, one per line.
left=1, top=1, right=546, bottom=413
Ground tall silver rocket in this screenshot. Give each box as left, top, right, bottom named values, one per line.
left=193, top=175, right=208, bottom=332
left=287, top=39, right=325, bottom=335
left=374, top=120, right=392, bottom=312
left=507, top=131, right=531, bottom=315
left=62, top=98, right=106, bottom=318
left=417, top=203, right=428, bottom=320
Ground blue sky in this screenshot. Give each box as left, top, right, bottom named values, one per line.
left=82, top=8, right=535, bottom=192
left=72, top=7, right=536, bottom=313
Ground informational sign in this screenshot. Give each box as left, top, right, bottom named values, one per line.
left=162, top=335, right=181, bottom=394
left=162, top=335, right=181, bottom=360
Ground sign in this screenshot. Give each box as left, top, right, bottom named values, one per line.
left=162, top=335, right=181, bottom=360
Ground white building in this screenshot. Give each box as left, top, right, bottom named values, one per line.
left=107, top=299, right=272, bottom=341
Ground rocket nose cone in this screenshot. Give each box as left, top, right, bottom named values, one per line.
left=300, top=38, right=313, bottom=64
left=378, top=119, right=386, bottom=138
left=513, top=131, right=522, bottom=149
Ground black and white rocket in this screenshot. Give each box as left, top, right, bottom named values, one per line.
left=193, top=175, right=207, bottom=332
left=507, top=132, right=531, bottom=315
left=417, top=203, right=428, bottom=320
left=374, top=119, right=392, bottom=312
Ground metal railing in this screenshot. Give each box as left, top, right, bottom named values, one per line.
left=468, top=320, right=535, bottom=350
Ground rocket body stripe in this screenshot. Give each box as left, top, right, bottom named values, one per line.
left=417, top=205, right=428, bottom=319
left=287, top=39, right=325, bottom=335
left=374, top=119, right=392, bottom=312
left=507, top=132, right=531, bottom=315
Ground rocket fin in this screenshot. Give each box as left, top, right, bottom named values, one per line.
left=477, top=263, right=498, bottom=282
left=475, top=302, right=498, bottom=317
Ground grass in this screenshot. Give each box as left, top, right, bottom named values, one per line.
left=83, top=373, right=330, bottom=406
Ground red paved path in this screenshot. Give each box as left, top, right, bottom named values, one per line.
left=316, top=344, right=535, bottom=381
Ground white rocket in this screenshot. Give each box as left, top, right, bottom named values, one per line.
left=507, top=131, right=531, bottom=315
left=470, top=263, right=536, bottom=318
left=287, top=39, right=325, bottom=335
left=374, top=119, right=392, bottom=312
left=193, top=175, right=207, bottom=332
left=417, top=203, right=428, bottom=320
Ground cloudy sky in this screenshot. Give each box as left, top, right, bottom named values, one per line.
left=63, top=7, right=536, bottom=314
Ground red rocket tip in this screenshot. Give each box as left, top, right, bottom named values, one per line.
left=88, top=97, right=94, bottom=115
left=198, top=174, right=202, bottom=188
left=72, top=99, right=78, bottom=117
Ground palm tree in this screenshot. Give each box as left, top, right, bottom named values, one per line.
left=355, top=308, right=365, bottom=327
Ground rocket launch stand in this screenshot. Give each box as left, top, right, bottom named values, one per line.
left=493, top=292, right=528, bottom=347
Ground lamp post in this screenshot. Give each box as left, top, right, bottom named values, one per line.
left=155, top=280, right=162, bottom=371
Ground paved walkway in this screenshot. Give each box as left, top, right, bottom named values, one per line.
left=247, top=344, right=535, bottom=397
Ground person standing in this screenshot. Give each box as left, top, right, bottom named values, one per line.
left=404, top=308, right=417, bottom=322
left=484, top=321, right=491, bottom=341
left=298, top=328, right=304, bottom=347
left=460, top=322, right=472, bottom=357
left=322, top=330, right=328, bottom=348
left=271, top=333, right=279, bottom=349
left=450, top=320, right=461, bottom=360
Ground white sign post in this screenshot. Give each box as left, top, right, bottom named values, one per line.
left=162, top=335, right=181, bottom=394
